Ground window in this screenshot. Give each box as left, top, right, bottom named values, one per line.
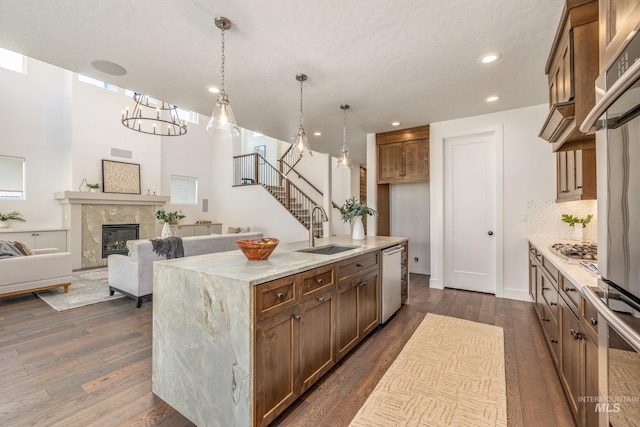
left=0, top=156, right=25, bottom=199
left=176, top=107, right=199, bottom=124
left=0, top=47, right=26, bottom=73
left=78, top=74, right=118, bottom=91
left=170, top=175, right=197, bottom=205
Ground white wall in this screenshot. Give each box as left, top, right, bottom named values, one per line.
left=391, top=182, right=430, bottom=274
left=430, top=104, right=556, bottom=301
left=0, top=58, right=72, bottom=230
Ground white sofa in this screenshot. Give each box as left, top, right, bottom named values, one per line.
left=0, top=248, right=73, bottom=298
left=108, top=232, right=263, bottom=307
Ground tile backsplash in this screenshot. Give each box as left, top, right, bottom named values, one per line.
left=527, top=199, right=597, bottom=242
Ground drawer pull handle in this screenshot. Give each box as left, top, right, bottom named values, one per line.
left=276, top=293, right=284, bottom=300
left=590, top=317, right=598, bottom=326
left=551, top=338, right=558, bottom=344
left=542, top=287, right=550, bottom=291
left=542, top=317, right=549, bottom=322
left=530, top=264, right=536, bottom=268
left=358, top=281, right=367, bottom=287
left=293, top=315, right=301, bottom=321
left=316, top=278, right=323, bottom=285
left=356, top=263, right=364, bottom=268
left=570, top=329, right=582, bottom=340
left=318, top=297, right=325, bottom=302
left=550, top=302, right=557, bottom=306
left=564, top=287, right=575, bottom=292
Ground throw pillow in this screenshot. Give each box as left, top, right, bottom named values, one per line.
left=226, top=227, right=241, bottom=234
left=12, top=241, right=35, bottom=256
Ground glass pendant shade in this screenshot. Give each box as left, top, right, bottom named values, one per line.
left=295, top=126, right=312, bottom=157
left=337, top=144, right=352, bottom=169
left=206, top=94, right=240, bottom=137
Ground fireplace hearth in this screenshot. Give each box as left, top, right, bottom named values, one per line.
left=102, top=224, right=140, bottom=258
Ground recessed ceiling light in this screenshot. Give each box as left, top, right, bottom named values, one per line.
left=391, top=122, right=401, bottom=126
left=479, top=53, right=501, bottom=64
left=208, top=86, right=220, bottom=94
left=313, top=132, right=322, bottom=136
left=486, top=95, right=499, bottom=102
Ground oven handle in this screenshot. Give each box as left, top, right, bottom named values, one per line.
left=582, top=286, right=640, bottom=352
left=580, top=57, right=640, bottom=133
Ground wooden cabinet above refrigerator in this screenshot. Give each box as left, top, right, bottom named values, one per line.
left=539, top=0, right=599, bottom=152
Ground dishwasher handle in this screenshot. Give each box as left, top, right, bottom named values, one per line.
left=383, top=245, right=405, bottom=256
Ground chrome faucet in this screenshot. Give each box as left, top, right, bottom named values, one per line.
left=309, top=204, right=328, bottom=247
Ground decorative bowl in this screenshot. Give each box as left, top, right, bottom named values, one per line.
left=236, top=238, right=279, bottom=261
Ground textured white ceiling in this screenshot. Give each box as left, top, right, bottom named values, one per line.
left=0, top=0, right=563, bottom=163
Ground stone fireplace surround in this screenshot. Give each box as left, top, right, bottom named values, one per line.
left=55, top=191, right=168, bottom=269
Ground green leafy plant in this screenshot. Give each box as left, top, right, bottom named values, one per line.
left=86, top=182, right=100, bottom=189
left=561, top=214, right=593, bottom=228
left=0, top=211, right=26, bottom=222
left=339, top=197, right=378, bottom=223
left=155, top=209, right=186, bottom=224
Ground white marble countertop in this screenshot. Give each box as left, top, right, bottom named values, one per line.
left=155, top=235, right=407, bottom=286
left=528, top=235, right=599, bottom=292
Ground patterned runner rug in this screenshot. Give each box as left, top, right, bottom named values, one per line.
left=36, top=267, right=124, bottom=311
left=349, top=313, right=506, bottom=427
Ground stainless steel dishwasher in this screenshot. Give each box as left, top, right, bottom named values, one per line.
left=381, top=245, right=404, bottom=323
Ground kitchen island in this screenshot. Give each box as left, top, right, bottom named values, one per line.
left=152, top=235, right=408, bottom=427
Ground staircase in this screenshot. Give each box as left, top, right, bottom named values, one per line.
left=233, top=153, right=325, bottom=236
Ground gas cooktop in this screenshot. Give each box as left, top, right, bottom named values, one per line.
left=551, top=242, right=598, bottom=260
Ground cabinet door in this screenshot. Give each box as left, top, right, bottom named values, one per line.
left=34, top=231, right=67, bottom=250
left=529, top=253, right=538, bottom=302
left=255, top=305, right=300, bottom=427
left=560, top=297, right=583, bottom=419
left=557, top=151, right=569, bottom=198
left=299, top=289, right=336, bottom=393
left=174, top=225, right=194, bottom=237
left=357, top=269, right=380, bottom=337
left=402, top=139, right=429, bottom=182
left=336, top=280, right=359, bottom=361
left=377, top=142, right=404, bottom=183
left=583, top=330, right=599, bottom=426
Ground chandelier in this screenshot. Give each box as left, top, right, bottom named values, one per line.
left=121, top=93, right=187, bottom=136
left=337, top=104, right=353, bottom=169
left=206, top=16, right=240, bottom=137
left=293, top=73, right=312, bottom=157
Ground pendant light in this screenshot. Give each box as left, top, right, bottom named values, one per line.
left=206, top=16, right=240, bottom=137
left=337, top=104, right=353, bottom=169
left=293, top=74, right=312, bottom=157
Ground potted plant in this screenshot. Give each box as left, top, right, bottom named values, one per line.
left=339, top=197, right=377, bottom=240
left=86, top=182, right=101, bottom=192
left=155, top=209, right=186, bottom=224
left=0, top=211, right=26, bottom=229
left=561, top=214, right=593, bottom=241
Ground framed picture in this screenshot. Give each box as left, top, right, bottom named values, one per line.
left=254, top=145, right=266, bottom=164
left=102, top=160, right=141, bottom=194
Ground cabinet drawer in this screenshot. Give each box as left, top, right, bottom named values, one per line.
left=541, top=284, right=559, bottom=324
left=255, top=275, right=298, bottom=321
left=338, top=252, right=378, bottom=280
left=299, top=265, right=335, bottom=301
left=541, top=256, right=559, bottom=283
left=582, top=294, right=598, bottom=339
left=560, top=275, right=581, bottom=313
left=541, top=305, right=561, bottom=367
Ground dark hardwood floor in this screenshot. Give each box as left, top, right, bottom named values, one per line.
left=0, top=274, right=574, bottom=427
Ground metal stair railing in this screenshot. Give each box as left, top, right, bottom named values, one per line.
left=233, top=153, right=324, bottom=235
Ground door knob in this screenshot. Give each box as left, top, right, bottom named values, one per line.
left=488, top=231, right=494, bottom=236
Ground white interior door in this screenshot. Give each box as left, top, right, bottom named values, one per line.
left=444, top=131, right=496, bottom=294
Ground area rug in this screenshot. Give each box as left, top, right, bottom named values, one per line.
left=36, top=267, right=124, bottom=311
left=349, top=313, right=506, bottom=427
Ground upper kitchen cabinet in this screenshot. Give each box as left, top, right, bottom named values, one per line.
left=539, top=0, right=599, bottom=152
left=600, top=0, right=640, bottom=71
left=376, top=125, right=429, bottom=184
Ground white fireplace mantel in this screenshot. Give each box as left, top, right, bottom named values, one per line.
left=55, top=191, right=169, bottom=205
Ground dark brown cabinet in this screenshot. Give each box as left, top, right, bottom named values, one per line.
left=377, top=138, right=429, bottom=183
left=557, top=148, right=596, bottom=202
left=539, top=0, right=599, bottom=151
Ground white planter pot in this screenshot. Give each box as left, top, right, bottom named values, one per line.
left=352, top=216, right=365, bottom=240
left=572, top=225, right=583, bottom=241
left=161, top=223, right=172, bottom=238
left=0, top=221, right=8, bottom=229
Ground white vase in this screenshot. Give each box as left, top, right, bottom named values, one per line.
left=573, top=225, right=583, bottom=241
left=161, top=223, right=172, bottom=238
left=0, top=221, right=8, bottom=229
left=352, top=216, right=365, bottom=240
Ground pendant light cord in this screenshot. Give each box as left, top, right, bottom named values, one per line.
left=299, top=78, right=304, bottom=128
left=343, top=108, right=347, bottom=146
left=220, top=27, right=226, bottom=96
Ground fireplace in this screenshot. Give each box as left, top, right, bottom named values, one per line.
left=102, top=224, right=140, bottom=258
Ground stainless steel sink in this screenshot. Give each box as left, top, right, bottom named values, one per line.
left=296, top=244, right=359, bottom=255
